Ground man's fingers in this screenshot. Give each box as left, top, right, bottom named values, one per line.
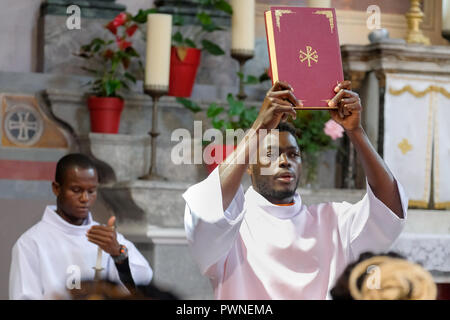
left=89, top=225, right=115, bottom=234
left=269, top=96, right=293, bottom=106
left=87, top=232, right=111, bottom=246
left=334, top=80, right=352, bottom=92
left=272, top=80, right=293, bottom=92
left=87, top=237, right=108, bottom=248
left=269, top=90, right=300, bottom=107
left=87, top=232, right=111, bottom=243
left=328, top=89, right=346, bottom=108
left=107, top=216, right=116, bottom=228
left=343, top=102, right=362, bottom=112
left=329, top=89, right=355, bottom=108
left=341, top=97, right=359, bottom=105
left=88, top=228, right=114, bottom=238
left=274, top=104, right=297, bottom=119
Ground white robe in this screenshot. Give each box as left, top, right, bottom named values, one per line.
left=9, top=206, right=153, bottom=300
left=183, top=168, right=408, bottom=300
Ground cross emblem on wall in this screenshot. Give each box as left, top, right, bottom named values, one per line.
left=4, top=105, right=43, bottom=146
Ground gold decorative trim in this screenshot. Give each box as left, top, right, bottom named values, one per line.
left=265, top=11, right=279, bottom=84
left=389, top=85, right=450, bottom=98
left=274, top=9, right=293, bottom=32
left=314, top=10, right=334, bottom=33
left=388, top=74, right=450, bottom=84
left=408, top=200, right=429, bottom=208
left=434, top=202, right=450, bottom=209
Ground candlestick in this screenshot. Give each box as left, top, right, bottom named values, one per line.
left=140, top=87, right=167, bottom=180
left=405, top=0, right=430, bottom=45
left=93, top=246, right=104, bottom=281
left=231, top=0, right=255, bottom=53
left=231, top=50, right=254, bottom=101
left=141, top=13, right=172, bottom=180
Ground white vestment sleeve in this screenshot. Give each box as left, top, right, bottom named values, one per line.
left=183, top=167, right=245, bottom=276
left=115, top=233, right=153, bottom=285
left=334, top=179, right=408, bottom=261
left=9, top=238, right=43, bottom=300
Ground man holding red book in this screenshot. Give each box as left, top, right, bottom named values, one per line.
left=183, top=80, right=407, bottom=299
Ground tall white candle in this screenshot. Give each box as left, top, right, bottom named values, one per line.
left=95, top=247, right=102, bottom=270
left=145, top=13, right=172, bottom=89
left=443, top=0, right=450, bottom=31
left=231, top=0, right=255, bottom=52
left=306, top=0, right=331, bottom=8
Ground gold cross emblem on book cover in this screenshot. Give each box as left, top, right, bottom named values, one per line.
left=299, top=45, right=318, bottom=67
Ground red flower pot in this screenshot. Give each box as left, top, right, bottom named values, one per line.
left=168, top=46, right=201, bottom=98
left=87, top=96, right=124, bottom=134
left=205, top=144, right=237, bottom=174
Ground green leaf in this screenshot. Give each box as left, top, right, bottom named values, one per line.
left=172, top=31, right=183, bottom=44
left=196, top=12, right=212, bottom=26
left=259, top=71, right=271, bottom=82
left=184, top=38, right=197, bottom=48
left=124, top=72, right=136, bottom=83
left=227, top=94, right=244, bottom=116
left=176, top=97, right=202, bottom=113
left=125, top=46, right=139, bottom=57
left=132, top=8, right=158, bottom=23
left=202, top=22, right=223, bottom=32
left=236, top=72, right=244, bottom=81
left=173, top=14, right=184, bottom=26
left=207, top=103, right=224, bottom=118
left=104, top=79, right=122, bottom=97
left=212, top=118, right=224, bottom=130
left=213, top=0, right=233, bottom=14
left=244, top=75, right=259, bottom=85
left=201, top=39, right=224, bottom=55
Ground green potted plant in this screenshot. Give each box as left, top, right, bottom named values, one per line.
left=168, top=0, right=233, bottom=97
left=178, top=92, right=258, bottom=172
left=76, top=11, right=145, bottom=134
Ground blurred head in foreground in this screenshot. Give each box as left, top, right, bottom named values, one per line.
left=330, top=252, right=437, bottom=300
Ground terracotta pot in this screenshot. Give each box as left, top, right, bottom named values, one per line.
left=204, top=144, right=237, bottom=174
left=87, top=96, right=124, bottom=134
left=168, top=46, right=201, bottom=98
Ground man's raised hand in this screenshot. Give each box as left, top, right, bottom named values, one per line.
left=328, top=80, right=362, bottom=132
left=86, top=216, right=121, bottom=257
left=252, top=80, right=302, bottom=131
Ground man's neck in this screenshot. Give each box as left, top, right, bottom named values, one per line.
left=55, top=208, right=85, bottom=226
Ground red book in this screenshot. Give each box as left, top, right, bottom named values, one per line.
left=264, top=7, right=343, bottom=109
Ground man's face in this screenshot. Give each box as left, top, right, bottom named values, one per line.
left=52, top=166, right=98, bottom=223
left=249, top=131, right=302, bottom=204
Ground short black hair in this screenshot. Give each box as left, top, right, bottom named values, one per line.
left=55, top=153, right=97, bottom=185
left=276, top=121, right=299, bottom=140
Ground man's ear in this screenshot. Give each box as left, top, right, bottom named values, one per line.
left=52, top=181, right=60, bottom=197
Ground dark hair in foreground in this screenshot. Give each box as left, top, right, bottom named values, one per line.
left=276, top=121, right=298, bottom=139
left=330, top=251, right=437, bottom=300
left=55, top=153, right=97, bottom=185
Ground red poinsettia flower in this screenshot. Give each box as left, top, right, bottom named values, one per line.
left=116, top=36, right=132, bottom=51
left=126, top=24, right=138, bottom=37
left=106, top=21, right=117, bottom=35
left=112, top=12, right=128, bottom=27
